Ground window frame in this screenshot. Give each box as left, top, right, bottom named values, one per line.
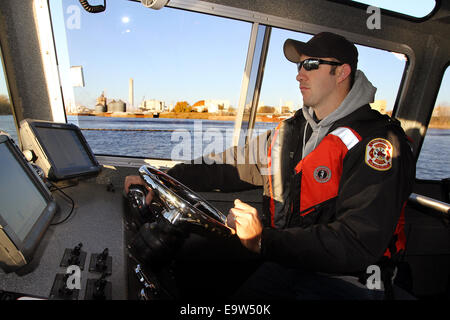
left=326, top=0, right=440, bottom=22
left=414, top=62, right=450, bottom=181
left=46, top=0, right=413, bottom=161
left=0, top=41, right=20, bottom=143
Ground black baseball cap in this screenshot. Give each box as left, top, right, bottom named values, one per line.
left=284, top=32, right=358, bottom=72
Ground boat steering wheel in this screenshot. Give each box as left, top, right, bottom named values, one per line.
left=138, top=165, right=234, bottom=238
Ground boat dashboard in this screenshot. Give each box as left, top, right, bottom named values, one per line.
left=0, top=140, right=263, bottom=300
left=0, top=0, right=449, bottom=302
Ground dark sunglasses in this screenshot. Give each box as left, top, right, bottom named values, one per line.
left=296, top=58, right=343, bottom=72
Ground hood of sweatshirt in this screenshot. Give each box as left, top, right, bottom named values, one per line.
left=301, top=70, right=377, bottom=158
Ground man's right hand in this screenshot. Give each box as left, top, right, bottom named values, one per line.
left=124, top=175, right=155, bottom=205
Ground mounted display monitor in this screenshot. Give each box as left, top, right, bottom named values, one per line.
left=0, top=133, right=57, bottom=273
left=19, top=119, right=101, bottom=181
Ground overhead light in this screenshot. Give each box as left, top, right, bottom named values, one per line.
left=140, top=0, right=170, bottom=10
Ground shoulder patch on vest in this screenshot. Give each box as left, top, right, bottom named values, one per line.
left=365, top=138, right=393, bottom=171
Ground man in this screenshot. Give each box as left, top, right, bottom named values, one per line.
left=125, top=32, right=415, bottom=299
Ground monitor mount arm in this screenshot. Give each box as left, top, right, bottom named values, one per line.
left=79, top=0, right=106, bottom=13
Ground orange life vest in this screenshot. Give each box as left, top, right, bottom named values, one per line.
left=267, top=126, right=406, bottom=258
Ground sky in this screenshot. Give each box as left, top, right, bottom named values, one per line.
left=52, top=0, right=251, bottom=110
left=0, top=0, right=449, bottom=111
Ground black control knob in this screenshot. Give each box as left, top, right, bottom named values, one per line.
left=128, top=184, right=149, bottom=213
left=126, top=184, right=159, bottom=228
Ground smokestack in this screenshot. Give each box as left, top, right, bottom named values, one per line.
left=129, top=78, right=134, bottom=111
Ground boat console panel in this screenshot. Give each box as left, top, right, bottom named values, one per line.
left=0, top=133, right=57, bottom=274
left=0, top=176, right=128, bottom=299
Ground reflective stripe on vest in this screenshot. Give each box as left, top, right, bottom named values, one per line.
left=268, top=123, right=282, bottom=228
left=329, top=127, right=361, bottom=150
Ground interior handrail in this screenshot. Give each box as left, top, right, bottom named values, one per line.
left=408, top=193, right=450, bottom=221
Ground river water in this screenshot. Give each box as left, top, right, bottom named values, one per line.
left=0, top=115, right=448, bottom=180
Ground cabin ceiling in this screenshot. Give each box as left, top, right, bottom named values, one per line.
left=197, top=0, right=449, bottom=44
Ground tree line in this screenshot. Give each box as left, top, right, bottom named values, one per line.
left=0, top=94, right=12, bottom=115
left=171, top=101, right=278, bottom=114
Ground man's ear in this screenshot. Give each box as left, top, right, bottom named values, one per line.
left=337, top=64, right=351, bottom=83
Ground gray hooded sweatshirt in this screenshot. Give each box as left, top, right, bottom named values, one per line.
left=301, top=70, right=377, bottom=159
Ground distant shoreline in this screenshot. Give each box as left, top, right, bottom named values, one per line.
left=66, top=112, right=289, bottom=123
left=66, top=112, right=450, bottom=129
left=427, top=117, right=450, bottom=129
left=429, top=123, right=450, bottom=129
